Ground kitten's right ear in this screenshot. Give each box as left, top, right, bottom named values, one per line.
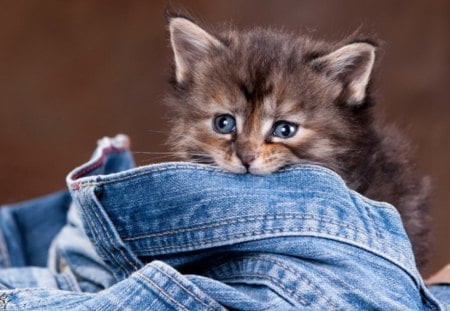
left=169, top=17, right=224, bottom=83
left=310, top=42, right=376, bottom=105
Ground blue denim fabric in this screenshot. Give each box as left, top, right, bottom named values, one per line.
left=0, top=134, right=448, bottom=310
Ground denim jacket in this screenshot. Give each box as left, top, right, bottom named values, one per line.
left=0, top=134, right=448, bottom=310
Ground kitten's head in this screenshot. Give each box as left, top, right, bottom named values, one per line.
left=166, top=16, right=377, bottom=175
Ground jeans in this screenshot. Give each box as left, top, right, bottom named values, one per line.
left=0, top=134, right=448, bottom=310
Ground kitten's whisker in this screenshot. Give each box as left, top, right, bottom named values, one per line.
left=145, top=130, right=166, bottom=134
left=133, top=150, right=208, bottom=155
left=132, top=151, right=186, bottom=156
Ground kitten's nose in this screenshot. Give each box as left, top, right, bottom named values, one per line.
left=236, top=150, right=256, bottom=169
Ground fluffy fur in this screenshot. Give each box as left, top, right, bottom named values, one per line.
left=165, top=15, right=431, bottom=270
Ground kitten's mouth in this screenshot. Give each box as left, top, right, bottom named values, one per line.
left=196, top=153, right=279, bottom=175
left=222, top=158, right=280, bottom=175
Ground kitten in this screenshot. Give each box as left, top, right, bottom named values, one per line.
left=165, top=15, right=431, bottom=270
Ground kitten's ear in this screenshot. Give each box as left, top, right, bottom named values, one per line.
left=311, top=42, right=376, bottom=105
left=169, top=17, right=224, bottom=83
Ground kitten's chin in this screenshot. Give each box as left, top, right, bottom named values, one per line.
left=216, top=163, right=247, bottom=174
left=214, top=158, right=282, bottom=175
left=248, top=166, right=277, bottom=176
left=216, top=162, right=281, bottom=176
left=226, top=166, right=248, bottom=174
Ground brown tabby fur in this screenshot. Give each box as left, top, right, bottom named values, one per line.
left=165, top=14, right=431, bottom=271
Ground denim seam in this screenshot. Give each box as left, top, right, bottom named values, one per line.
left=14, top=301, right=84, bottom=309
left=219, top=273, right=311, bottom=307
left=128, top=221, right=408, bottom=262
left=71, top=165, right=341, bottom=188
left=124, top=213, right=377, bottom=242
left=3, top=292, right=89, bottom=308
left=210, top=256, right=339, bottom=309
left=152, top=265, right=215, bottom=310
left=348, top=191, right=387, bottom=241
left=350, top=189, right=394, bottom=209
left=135, top=272, right=190, bottom=311
left=131, top=228, right=403, bottom=258
left=133, top=229, right=411, bottom=276
left=60, top=271, right=80, bottom=292
left=364, top=204, right=384, bottom=239
left=86, top=189, right=139, bottom=271
left=80, top=197, right=126, bottom=274
left=70, top=148, right=125, bottom=180
left=77, top=191, right=131, bottom=278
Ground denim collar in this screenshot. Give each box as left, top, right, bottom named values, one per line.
left=66, top=135, right=419, bottom=282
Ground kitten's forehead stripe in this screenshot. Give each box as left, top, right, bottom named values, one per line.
left=244, top=102, right=262, bottom=137
left=239, top=80, right=274, bottom=104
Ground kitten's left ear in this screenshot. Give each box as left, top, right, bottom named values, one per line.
left=311, top=42, right=376, bottom=105
left=169, top=17, right=224, bottom=83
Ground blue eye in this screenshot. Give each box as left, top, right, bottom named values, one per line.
left=272, top=121, right=298, bottom=138
left=213, top=114, right=236, bottom=134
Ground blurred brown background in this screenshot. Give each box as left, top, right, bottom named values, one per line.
left=0, top=1, right=448, bottom=276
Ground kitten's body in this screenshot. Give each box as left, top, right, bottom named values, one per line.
left=166, top=16, right=430, bottom=270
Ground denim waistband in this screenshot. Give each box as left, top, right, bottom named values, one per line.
left=66, top=135, right=419, bottom=283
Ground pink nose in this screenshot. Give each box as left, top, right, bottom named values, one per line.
left=236, top=150, right=256, bottom=168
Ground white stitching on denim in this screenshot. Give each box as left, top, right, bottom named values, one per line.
left=85, top=189, right=139, bottom=271
left=7, top=291, right=92, bottom=308
left=124, top=212, right=371, bottom=242
left=132, top=228, right=345, bottom=252
left=78, top=192, right=131, bottom=277
left=72, top=165, right=340, bottom=188
left=135, top=272, right=189, bottom=311
left=210, top=256, right=340, bottom=309
left=364, top=204, right=383, bottom=239
left=219, top=273, right=310, bottom=307
left=349, top=189, right=394, bottom=209
left=60, top=271, right=79, bottom=292
left=152, top=265, right=214, bottom=310
left=131, top=227, right=409, bottom=268
left=125, top=212, right=407, bottom=260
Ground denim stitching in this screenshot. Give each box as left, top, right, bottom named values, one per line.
left=6, top=292, right=92, bottom=308
left=17, top=301, right=86, bottom=309
left=152, top=265, right=214, bottom=310
left=127, top=216, right=408, bottom=261
left=77, top=192, right=130, bottom=277
left=70, top=148, right=125, bottom=180
left=135, top=272, right=189, bottom=311
left=210, top=256, right=340, bottom=309
left=80, top=196, right=125, bottom=273
left=130, top=227, right=391, bottom=253
left=60, top=271, right=78, bottom=292
left=349, top=189, right=394, bottom=209
left=131, top=228, right=409, bottom=269
left=218, top=273, right=310, bottom=307
left=72, top=165, right=341, bottom=188
left=124, top=212, right=376, bottom=242
left=86, top=189, right=139, bottom=271
left=349, top=191, right=388, bottom=240
left=364, top=204, right=383, bottom=239
left=131, top=228, right=345, bottom=252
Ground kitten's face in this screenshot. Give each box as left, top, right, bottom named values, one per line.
left=173, top=61, right=343, bottom=175
left=167, top=17, right=376, bottom=175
